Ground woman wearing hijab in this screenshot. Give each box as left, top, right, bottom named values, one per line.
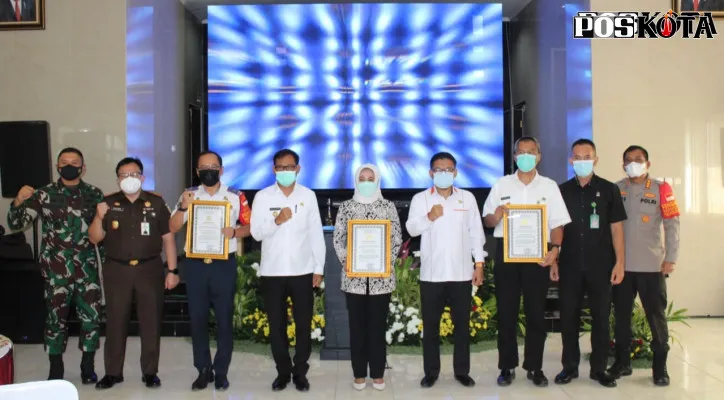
left=333, top=164, right=403, bottom=391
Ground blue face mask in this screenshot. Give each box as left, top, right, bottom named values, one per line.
left=275, top=171, right=297, bottom=187
left=357, top=181, right=377, bottom=197
left=573, top=160, right=594, bottom=177
left=515, top=154, right=537, bottom=173
left=433, top=172, right=455, bottom=189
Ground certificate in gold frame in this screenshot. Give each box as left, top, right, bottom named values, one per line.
left=346, top=219, right=392, bottom=278
left=503, top=204, right=548, bottom=263
left=185, top=200, right=232, bottom=261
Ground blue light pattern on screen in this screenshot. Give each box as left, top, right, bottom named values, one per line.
left=126, top=6, right=155, bottom=189
left=208, top=3, right=504, bottom=189
left=565, top=3, right=592, bottom=178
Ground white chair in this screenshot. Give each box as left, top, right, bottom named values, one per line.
left=0, top=380, right=78, bottom=400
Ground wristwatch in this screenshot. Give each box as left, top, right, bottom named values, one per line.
left=178, top=207, right=188, bottom=212
left=548, top=244, right=561, bottom=251
left=167, top=268, right=179, bottom=275
left=474, top=262, right=484, bottom=269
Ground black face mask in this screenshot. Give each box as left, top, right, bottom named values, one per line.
left=58, top=165, right=82, bottom=181
left=199, top=169, right=220, bottom=187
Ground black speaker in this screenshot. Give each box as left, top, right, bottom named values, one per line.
left=0, top=121, right=52, bottom=198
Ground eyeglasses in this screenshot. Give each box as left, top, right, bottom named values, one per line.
left=198, top=164, right=221, bottom=170
left=432, top=168, right=455, bottom=174
left=274, top=165, right=297, bottom=172
left=118, top=172, right=143, bottom=179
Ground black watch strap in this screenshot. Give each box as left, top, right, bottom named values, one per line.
left=167, top=268, right=179, bottom=275
left=178, top=207, right=188, bottom=212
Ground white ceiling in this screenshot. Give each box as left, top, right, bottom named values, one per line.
left=181, top=0, right=533, bottom=22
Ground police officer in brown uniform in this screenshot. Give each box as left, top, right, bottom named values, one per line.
left=607, top=145, right=680, bottom=387
left=88, top=157, right=179, bottom=390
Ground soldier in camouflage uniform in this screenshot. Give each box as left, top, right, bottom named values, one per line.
left=7, top=147, right=104, bottom=383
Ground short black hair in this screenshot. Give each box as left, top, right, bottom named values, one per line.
left=623, top=145, right=649, bottom=162
left=571, top=138, right=596, bottom=151
left=115, top=157, right=144, bottom=176
left=514, top=136, right=541, bottom=153
left=429, top=152, right=457, bottom=169
left=273, top=149, right=300, bottom=165
left=58, top=147, right=84, bottom=164
left=198, top=150, right=223, bottom=166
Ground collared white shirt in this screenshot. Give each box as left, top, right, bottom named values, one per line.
left=250, top=183, right=326, bottom=277
left=171, top=184, right=251, bottom=253
left=406, top=187, right=487, bottom=283
left=482, top=172, right=571, bottom=237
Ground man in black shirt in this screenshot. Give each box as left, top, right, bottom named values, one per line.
left=552, top=139, right=626, bottom=388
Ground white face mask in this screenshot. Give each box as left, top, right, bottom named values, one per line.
left=625, top=162, right=647, bottom=178
left=120, top=177, right=142, bottom=194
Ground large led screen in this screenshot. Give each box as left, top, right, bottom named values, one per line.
left=208, top=3, right=504, bottom=189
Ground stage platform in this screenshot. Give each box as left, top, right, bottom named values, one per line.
left=9, top=318, right=724, bottom=399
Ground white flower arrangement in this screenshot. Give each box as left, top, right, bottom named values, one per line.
left=386, top=298, right=423, bottom=345
left=250, top=262, right=261, bottom=277
left=412, top=250, right=421, bottom=258
left=311, top=328, right=325, bottom=341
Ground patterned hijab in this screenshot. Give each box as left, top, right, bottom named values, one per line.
left=352, top=163, right=383, bottom=204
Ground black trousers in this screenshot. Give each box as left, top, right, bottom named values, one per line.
left=613, top=271, right=669, bottom=363
left=495, top=241, right=550, bottom=371
left=420, top=280, right=471, bottom=377
left=103, top=258, right=165, bottom=376
left=262, top=273, right=314, bottom=378
left=558, top=265, right=611, bottom=373
left=184, top=257, right=238, bottom=377
left=345, top=292, right=391, bottom=379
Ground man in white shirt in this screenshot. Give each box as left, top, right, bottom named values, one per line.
left=250, top=149, right=325, bottom=393
left=406, top=152, right=486, bottom=389
left=169, top=151, right=252, bottom=392
left=483, top=137, right=571, bottom=388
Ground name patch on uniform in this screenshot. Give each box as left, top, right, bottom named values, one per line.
left=111, top=207, right=124, bottom=212
left=640, top=198, right=657, bottom=205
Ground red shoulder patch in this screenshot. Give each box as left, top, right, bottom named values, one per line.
left=659, top=182, right=680, bottom=219
left=238, top=192, right=251, bottom=225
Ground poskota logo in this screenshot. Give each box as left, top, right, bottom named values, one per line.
left=573, top=10, right=717, bottom=39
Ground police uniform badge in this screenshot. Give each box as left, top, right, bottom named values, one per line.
left=114, top=202, right=120, bottom=206
left=112, top=220, right=119, bottom=230
left=145, top=201, right=151, bottom=207
left=273, top=211, right=279, bottom=217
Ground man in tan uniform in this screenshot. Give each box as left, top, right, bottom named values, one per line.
left=89, top=157, right=179, bottom=390
left=608, top=145, right=680, bottom=387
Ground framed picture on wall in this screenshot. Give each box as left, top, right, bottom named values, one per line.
left=673, top=0, right=724, bottom=17
left=0, top=0, right=45, bottom=31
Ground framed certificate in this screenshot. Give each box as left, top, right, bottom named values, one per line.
left=346, top=220, right=392, bottom=278
left=185, top=200, right=231, bottom=261
left=503, top=204, right=548, bottom=263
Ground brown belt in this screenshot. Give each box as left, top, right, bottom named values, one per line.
left=107, top=256, right=159, bottom=266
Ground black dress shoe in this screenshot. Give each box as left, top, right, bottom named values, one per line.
left=272, top=375, right=291, bottom=391
left=81, top=371, right=98, bottom=385
left=95, top=375, right=124, bottom=390
left=141, top=374, right=161, bottom=388
left=191, top=368, right=214, bottom=391
left=293, top=375, right=310, bottom=392
left=420, top=375, right=438, bottom=388
left=554, top=369, right=579, bottom=384
left=527, top=370, right=549, bottom=387
left=497, top=369, right=515, bottom=386
left=215, top=375, right=230, bottom=391
left=590, top=371, right=617, bottom=388
left=653, top=369, right=670, bottom=386
left=455, top=374, right=476, bottom=387
left=607, top=362, right=633, bottom=379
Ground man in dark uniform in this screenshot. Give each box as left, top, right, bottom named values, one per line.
left=88, top=157, right=179, bottom=390
left=169, top=151, right=251, bottom=392
left=607, top=145, right=680, bottom=386
left=553, top=139, right=626, bottom=388
left=7, top=147, right=104, bottom=382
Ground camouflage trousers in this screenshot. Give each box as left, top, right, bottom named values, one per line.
left=44, top=275, right=102, bottom=355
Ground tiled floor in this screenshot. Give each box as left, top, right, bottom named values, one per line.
left=10, top=318, right=724, bottom=399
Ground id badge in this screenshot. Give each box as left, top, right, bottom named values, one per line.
left=590, top=214, right=600, bottom=230
left=141, top=222, right=150, bottom=236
